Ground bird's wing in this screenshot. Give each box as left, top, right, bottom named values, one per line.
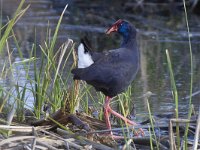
left=72, top=48, right=133, bottom=88
left=72, top=65, right=116, bottom=90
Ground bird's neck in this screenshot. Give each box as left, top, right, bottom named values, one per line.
left=121, top=32, right=137, bottom=49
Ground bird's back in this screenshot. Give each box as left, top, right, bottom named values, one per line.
left=72, top=47, right=139, bottom=97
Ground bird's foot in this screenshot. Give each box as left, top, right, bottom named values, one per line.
left=125, top=120, right=145, bottom=136
left=134, top=128, right=145, bottom=137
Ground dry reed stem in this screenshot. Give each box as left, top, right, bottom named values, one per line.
left=0, top=136, right=35, bottom=146
left=169, top=118, right=198, bottom=150
left=0, top=125, right=36, bottom=132
left=192, top=107, right=200, bottom=150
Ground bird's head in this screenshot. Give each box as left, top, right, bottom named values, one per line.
left=106, top=19, right=135, bottom=34
left=106, top=19, right=136, bottom=37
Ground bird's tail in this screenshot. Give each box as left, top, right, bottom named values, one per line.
left=77, top=37, right=94, bottom=68
left=81, top=36, right=93, bottom=52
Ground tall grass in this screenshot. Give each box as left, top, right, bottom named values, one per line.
left=182, top=0, right=194, bottom=149
left=118, top=86, right=132, bottom=119
left=166, top=49, right=180, bottom=149
left=33, top=5, right=70, bottom=118
left=0, top=0, right=28, bottom=53
left=15, top=83, right=26, bottom=122
left=0, top=0, right=31, bottom=123
left=0, top=3, right=78, bottom=122
left=146, top=98, right=160, bottom=150
left=164, top=1, right=194, bottom=149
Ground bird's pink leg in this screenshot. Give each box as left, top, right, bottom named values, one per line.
left=104, top=96, right=137, bottom=126
left=103, top=96, right=125, bottom=139
left=107, top=105, right=137, bottom=126
left=103, top=96, right=112, bottom=134
left=104, top=96, right=144, bottom=137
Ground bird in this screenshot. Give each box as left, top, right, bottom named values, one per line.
left=71, top=19, right=141, bottom=136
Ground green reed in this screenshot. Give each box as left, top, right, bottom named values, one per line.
left=32, top=5, right=71, bottom=118
left=165, top=1, right=194, bottom=149
left=15, top=83, right=26, bottom=122
left=117, top=86, right=132, bottom=120
left=182, top=1, right=194, bottom=149
left=116, top=86, right=135, bottom=144
left=0, top=0, right=29, bottom=117
left=166, top=49, right=180, bottom=149
left=147, top=98, right=159, bottom=150
left=0, top=3, right=74, bottom=120
left=0, top=0, right=28, bottom=53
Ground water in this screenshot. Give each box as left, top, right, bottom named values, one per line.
left=0, top=0, right=199, bottom=117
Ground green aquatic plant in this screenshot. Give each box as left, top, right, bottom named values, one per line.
left=166, top=49, right=180, bottom=149
left=182, top=0, right=194, bottom=149
left=0, top=0, right=28, bottom=53
left=32, top=5, right=71, bottom=118
left=146, top=98, right=160, bottom=150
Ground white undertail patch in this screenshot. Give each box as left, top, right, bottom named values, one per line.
left=77, top=43, right=94, bottom=68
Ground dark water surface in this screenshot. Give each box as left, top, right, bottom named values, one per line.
left=0, top=0, right=199, bottom=118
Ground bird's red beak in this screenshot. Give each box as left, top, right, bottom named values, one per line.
left=106, top=25, right=118, bottom=34
left=106, top=19, right=123, bottom=34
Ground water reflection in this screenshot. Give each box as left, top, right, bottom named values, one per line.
left=0, top=0, right=199, bottom=116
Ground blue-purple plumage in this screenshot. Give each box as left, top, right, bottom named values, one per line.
left=71, top=20, right=140, bottom=97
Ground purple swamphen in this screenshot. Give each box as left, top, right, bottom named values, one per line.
left=72, top=19, right=143, bottom=136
